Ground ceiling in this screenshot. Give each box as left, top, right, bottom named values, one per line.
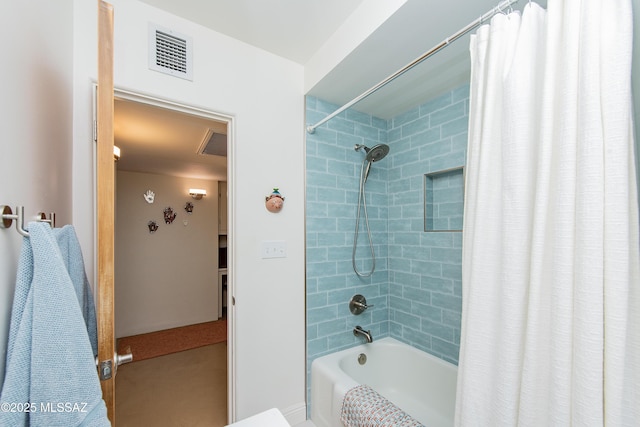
left=117, top=0, right=542, bottom=180
left=114, top=98, right=228, bottom=180
left=138, top=0, right=365, bottom=65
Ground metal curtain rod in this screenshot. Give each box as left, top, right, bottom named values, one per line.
left=306, top=0, right=520, bottom=134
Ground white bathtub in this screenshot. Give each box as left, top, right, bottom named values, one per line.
left=311, top=337, right=457, bottom=427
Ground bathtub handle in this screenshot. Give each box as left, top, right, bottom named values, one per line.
left=349, top=294, right=374, bottom=315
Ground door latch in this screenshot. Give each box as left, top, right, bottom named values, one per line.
left=97, top=350, right=133, bottom=381
left=98, top=359, right=113, bottom=380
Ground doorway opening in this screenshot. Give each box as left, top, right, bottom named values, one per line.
left=111, top=89, right=234, bottom=426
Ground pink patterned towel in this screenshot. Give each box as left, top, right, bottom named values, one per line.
left=340, top=384, right=425, bottom=427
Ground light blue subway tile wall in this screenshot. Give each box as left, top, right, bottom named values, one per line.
left=387, top=84, right=469, bottom=365
left=305, top=96, right=390, bottom=409
left=425, top=168, right=465, bottom=231
left=305, top=84, right=469, bottom=410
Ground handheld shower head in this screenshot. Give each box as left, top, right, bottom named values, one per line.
left=365, top=144, right=390, bottom=162
left=354, top=143, right=390, bottom=183
left=354, top=144, right=390, bottom=162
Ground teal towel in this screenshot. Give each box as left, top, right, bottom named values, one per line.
left=0, top=222, right=110, bottom=426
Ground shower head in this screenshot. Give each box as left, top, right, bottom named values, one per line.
left=354, top=144, right=390, bottom=163
left=355, top=143, right=390, bottom=184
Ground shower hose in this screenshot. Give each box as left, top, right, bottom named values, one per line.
left=352, top=159, right=376, bottom=277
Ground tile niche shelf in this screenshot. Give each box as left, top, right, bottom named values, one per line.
left=424, top=166, right=465, bottom=232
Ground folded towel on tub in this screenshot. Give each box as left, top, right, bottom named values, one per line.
left=340, top=384, right=425, bottom=427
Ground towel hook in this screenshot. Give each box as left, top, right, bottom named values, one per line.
left=1, top=205, right=55, bottom=237
left=37, top=211, right=56, bottom=228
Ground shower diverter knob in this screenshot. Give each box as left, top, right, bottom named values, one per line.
left=349, top=294, right=374, bottom=315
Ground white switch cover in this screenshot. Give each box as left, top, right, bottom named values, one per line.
left=261, top=240, right=287, bottom=259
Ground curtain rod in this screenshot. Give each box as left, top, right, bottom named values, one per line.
left=306, top=0, right=520, bottom=134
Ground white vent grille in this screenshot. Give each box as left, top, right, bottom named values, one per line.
left=197, top=129, right=227, bottom=157
left=148, top=24, right=193, bottom=81
left=156, top=32, right=187, bottom=72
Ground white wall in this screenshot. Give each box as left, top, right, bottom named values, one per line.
left=633, top=0, right=640, bottom=198
left=0, top=0, right=74, bottom=390
left=115, top=171, right=219, bottom=338
left=72, top=0, right=307, bottom=423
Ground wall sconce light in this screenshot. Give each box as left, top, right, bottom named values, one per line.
left=113, top=146, right=121, bottom=161
left=189, top=188, right=207, bottom=200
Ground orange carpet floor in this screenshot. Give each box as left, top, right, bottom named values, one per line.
left=117, top=319, right=227, bottom=362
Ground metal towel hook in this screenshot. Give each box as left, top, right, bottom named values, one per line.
left=1, top=205, right=56, bottom=237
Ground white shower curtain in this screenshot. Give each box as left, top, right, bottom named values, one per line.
left=455, top=1, right=640, bottom=426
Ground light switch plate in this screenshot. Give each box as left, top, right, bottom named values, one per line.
left=261, top=240, right=287, bottom=258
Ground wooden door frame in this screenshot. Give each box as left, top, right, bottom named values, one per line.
left=95, top=87, right=237, bottom=422
left=96, top=1, right=116, bottom=421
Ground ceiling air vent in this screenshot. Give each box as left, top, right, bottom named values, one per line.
left=148, top=24, right=193, bottom=81
left=198, top=129, right=227, bottom=157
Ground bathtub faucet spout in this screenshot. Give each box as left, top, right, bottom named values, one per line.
left=353, top=326, right=373, bottom=343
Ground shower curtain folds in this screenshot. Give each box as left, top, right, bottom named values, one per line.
left=455, top=1, right=640, bottom=426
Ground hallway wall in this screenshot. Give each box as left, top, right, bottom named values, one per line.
left=115, top=171, right=219, bottom=338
